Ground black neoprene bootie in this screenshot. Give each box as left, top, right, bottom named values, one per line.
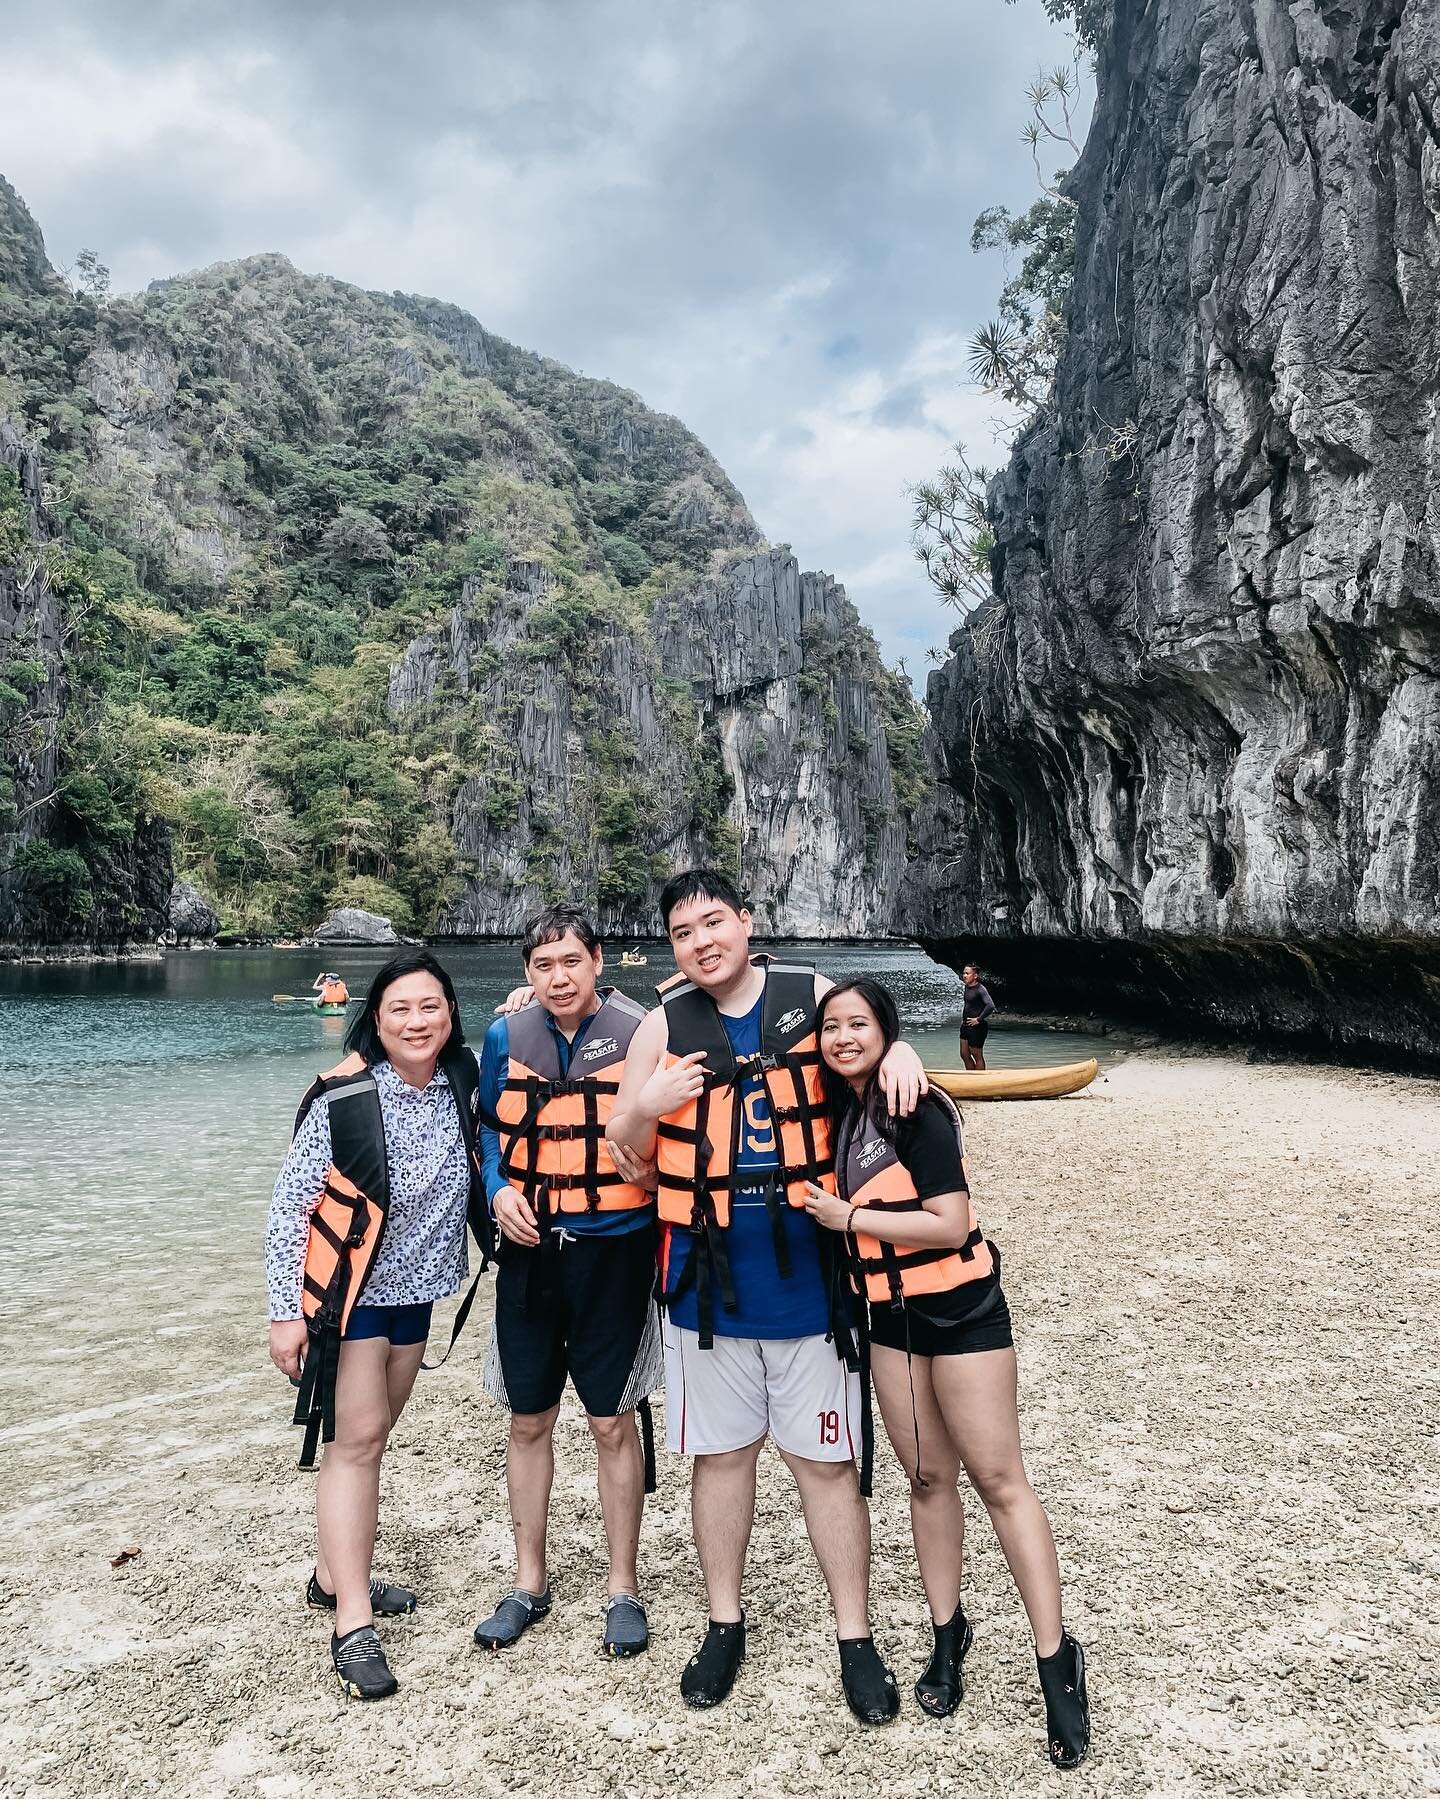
left=838, top=1635, right=900, bottom=1725
left=1037, top=1631, right=1090, bottom=1769
left=331, top=1626, right=398, bottom=1701
left=680, top=1618, right=746, bottom=1708
left=914, top=1604, right=974, bottom=1717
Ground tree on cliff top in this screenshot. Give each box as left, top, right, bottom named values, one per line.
left=911, top=66, right=1082, bottom=613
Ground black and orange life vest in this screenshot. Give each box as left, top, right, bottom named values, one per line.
left=836, top=1087, right=992, bottom=1309
left=488, top=988, right=650, bottom=1223
left=655, top=955, right=835, bottom=1228
left=288, top=1048, right=489, bottom=1468
left=654, top=957, right=838, bottom=1347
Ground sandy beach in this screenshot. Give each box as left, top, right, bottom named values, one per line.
left=3, top=1050, right=1437, bottom=1798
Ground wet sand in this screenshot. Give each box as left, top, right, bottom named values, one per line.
left=3, top=1052, right=1437, bottom=1797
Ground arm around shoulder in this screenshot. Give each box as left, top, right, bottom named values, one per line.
left=607, top=1006, right=672, bottom=1158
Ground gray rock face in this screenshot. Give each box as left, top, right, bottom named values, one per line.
left=314, top=907, right=399, bottom=944
left=396, top=548, right=916, bottom=937
left=168, top=878, right=220, bottom=944
left=918, top=0, right=1440, bottom=1062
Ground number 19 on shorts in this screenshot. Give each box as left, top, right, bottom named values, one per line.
left=817, top=1408, right=840, bottom=1446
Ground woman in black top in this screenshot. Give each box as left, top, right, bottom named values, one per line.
left=805, top=978, right=1088, bottom=1769
left=960, top=963, right=995, bottom=1070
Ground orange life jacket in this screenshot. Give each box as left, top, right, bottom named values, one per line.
left=488, top=988, right=650, bottom=1221
left=654, top=957, right=837, bottom=1348
left=319, top=980, right=348, bottom=1005
left=288, top=1048, right=488, bottom=1468
left=836, top=1087, right=993, bottom=1309
left=654, top=955, right=835, bottom=1230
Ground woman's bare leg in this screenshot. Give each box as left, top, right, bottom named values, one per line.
left=869, top=1343, right=966, bottom=1621
left=932, top=1348, right=1063, bottom=1655
left=315, top=1338, right=394, bottom=1635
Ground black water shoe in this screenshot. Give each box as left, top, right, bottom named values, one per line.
left=1037, top=1632, right=1090, bottom=1769
left=915, top=1604, right=974, bottom=1717
left=331, top=1626, right=398, bottom=1701
left=472, top=1586, right=552, bottom=1649
left=308, top=1572, right=417, bottom=1616
left=839, top=1635, right=900, bottom=1725
left=680, top=1618, right=745, bottom=1708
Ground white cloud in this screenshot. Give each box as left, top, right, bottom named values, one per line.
left=0, top=0, right=1092, bottom=676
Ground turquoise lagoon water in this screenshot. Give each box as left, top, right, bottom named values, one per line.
left=0, top=945, right=1108, bottom=1340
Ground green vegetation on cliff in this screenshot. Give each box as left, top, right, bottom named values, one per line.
left=0, top=174, right=787, bottom=936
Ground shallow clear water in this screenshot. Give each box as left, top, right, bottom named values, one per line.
left=0, top=944, right=1109, bottom=1321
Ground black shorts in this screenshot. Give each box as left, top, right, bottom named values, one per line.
left=491, top=1223, right=660, bottom=1417
left=867, top=1267, right=1013, bottom=1357
left=960, top=1019, right=989, bottom=1047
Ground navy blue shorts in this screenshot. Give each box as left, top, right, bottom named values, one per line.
left=344, top=1302, right=433, bottom=1346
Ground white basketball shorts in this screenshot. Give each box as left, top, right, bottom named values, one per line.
left=661, top=1314, right=862, bottom=1461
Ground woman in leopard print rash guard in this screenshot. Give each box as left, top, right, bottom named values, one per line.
left=264, top=949, right=485, bottom=1701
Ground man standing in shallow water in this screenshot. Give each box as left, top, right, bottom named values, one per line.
left=960, top=963, right=995, bottom=1071
left=608, top=869, right=928, bottom=1724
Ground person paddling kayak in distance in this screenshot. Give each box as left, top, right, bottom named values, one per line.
left=265, top=950, right=489, bottom=1702
left=959, top=964, right=995, bottom=1071
left=473, top=908, right=662, bottom=1659
left=807, top=978, right=1089, bottom=1768
left=607, top=869, right=927, bottom=1725
left=313, top=971, right=350, bottom=1007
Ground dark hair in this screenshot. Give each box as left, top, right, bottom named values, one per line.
left=521, top=907, right=600, bottom=964
left=817, top=978, right=903, bottom=1138
left=345, top=949, right=466, bottom=1064
left=658, top=867, right=747, bottom=928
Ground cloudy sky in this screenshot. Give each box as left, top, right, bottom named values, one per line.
left=2, top=0, right=1089, bottom=674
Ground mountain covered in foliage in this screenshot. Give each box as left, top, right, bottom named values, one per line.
left=0, top=175, right=928, bottom=946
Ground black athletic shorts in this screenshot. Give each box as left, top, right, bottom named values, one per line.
left=960, top=1018, right=989, bottom=1047
left=866, top=1251, right=1013, bottom=1357
left=492, top=1222, right=659, bottom=1417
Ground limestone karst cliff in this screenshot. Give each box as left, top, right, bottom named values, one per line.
left=0, top=175, right=927, bottom=949
left=920, top=0, right=1440, bottom=1060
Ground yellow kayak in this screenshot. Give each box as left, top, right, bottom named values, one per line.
left=925, top=1058, right=1100, bottom=1101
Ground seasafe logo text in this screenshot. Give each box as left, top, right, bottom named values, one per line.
left=580, top=1036, right=619, bottom=1062
left=857, top=1139, right=889, bottom=1171
left=775, top=1007, right=807, bottom=1037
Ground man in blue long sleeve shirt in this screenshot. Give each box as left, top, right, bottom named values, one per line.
left=472, top=908, right=661, bottom=1662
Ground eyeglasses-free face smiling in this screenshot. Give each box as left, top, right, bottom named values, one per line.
left=525, top=929, right=602, bottom=1025
left=819, top=994, right=886, bottom=1088
left=376, top=971, right=452, bottom=1068
left=666, top=893, right=753, bottom=993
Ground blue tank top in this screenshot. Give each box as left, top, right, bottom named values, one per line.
left=663, top=994, right=829, bottom=1339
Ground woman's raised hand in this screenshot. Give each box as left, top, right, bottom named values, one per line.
left=803, top=1181, right=851, bottom=1232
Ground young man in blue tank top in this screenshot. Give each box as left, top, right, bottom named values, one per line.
left=609, top=870, right=928, bottom=1724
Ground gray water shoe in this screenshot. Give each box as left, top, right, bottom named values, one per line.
left=602, top=1592, right=649, bottom=1658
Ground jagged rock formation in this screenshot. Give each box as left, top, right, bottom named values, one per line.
left=166, top=878, right=219, bottom=945
left=0, top=174, right=929, bottom=948
left=314, top=907, right=399, bottom=944
left=394, top=547, right=914, bottom=936
left=920, top=0, right=1440, bottom=1061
